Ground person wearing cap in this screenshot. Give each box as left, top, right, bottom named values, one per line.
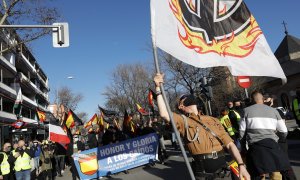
left=37, top=143, right=53, bottom=180
left=31, top=140, right=41, bottom=177
left=154, top=73, right=250, bottom=180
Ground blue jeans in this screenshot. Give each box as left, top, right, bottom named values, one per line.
left=15, top=170, right=31, bottom=180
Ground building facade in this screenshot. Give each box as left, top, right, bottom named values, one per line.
left=0, top=28, right=50, bottom=146
left=261, top=33, right=300, bottom=115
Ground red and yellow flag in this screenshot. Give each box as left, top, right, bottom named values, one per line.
left=37, top=109, right=46, bottom=122
left=84, top=114, right=98, bottom=128
left=98, top=112, right=104, bottom=131
left=148, top=89, right=157, bottom=107
left=65, top=110, right=75, bottom=128
left=136, top=103, right=149, bottom=115
left=123, top=111, right=136, bottom=133
left=78, top=153, right=98, bottom=176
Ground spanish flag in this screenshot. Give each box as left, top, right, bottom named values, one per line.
left=136, top=103, right=149, bottom=116
left=78, top=154, right=98, bottom=175
left=37, top=109, right=46, bottom=122
left=148, top=88, right=157, bottom=107
left=84, top=114, right=98, bottom=129
left=98, top=112, right=104, bottom=131
left=123, top=111, right=136, bottom=133
left=66, top=110, right=83, bottom=129
left=65, top=110, right=75, bottom=128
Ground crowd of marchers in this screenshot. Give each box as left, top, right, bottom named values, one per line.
left=154, top=73, right=298, bottom=180
left=0, top=114, right=171, bottom=180
left=1, top=75, right=300, bottom=180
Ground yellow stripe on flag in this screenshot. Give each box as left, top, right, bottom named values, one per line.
left=37, top=110, right=46, bottom=122
left=78, top=155, right=98, bottom=176
left=66, top=111, right=75, bottom=128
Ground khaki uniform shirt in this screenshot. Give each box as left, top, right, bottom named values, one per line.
left=39, top=150, right=52, bottom=171
left=173, top=113, right=233, bottom=155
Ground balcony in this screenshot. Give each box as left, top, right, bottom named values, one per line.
left=0, top=111, right=16, bottom=123
left=19, top=72, right=37, bottom=90
left=37, top=73, right=49, bottom=89
left=0, top=111, right=38, bottom=125
left=23, top=117, right=38, bottom=125
left=0, top=81, right=16, bottom=97
left=18, top=73, right=49, bottom=101
left=22, top=95, right=37, bottom=107
left=20, top=53, right=36, bottom=73
left=0, top=55, right=17, bottom=73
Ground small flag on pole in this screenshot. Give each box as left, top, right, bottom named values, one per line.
left=136, top=103, right=149, bottom=116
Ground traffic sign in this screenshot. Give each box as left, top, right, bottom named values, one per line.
left=237, top=76, right=251, bottom=88
left=53, top=22, right=69, bottom=47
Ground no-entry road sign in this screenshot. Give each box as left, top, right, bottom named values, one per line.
left=237, top=76, right=251, bottom=89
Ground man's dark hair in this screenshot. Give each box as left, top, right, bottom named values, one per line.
left=233, top=99, right=241, bottom=103
left=178, top=94, right=197, bottom=107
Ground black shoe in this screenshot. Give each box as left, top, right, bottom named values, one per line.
left=58, top=174, right=63, bottom=177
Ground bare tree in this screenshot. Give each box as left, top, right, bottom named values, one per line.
left=0, top=0, right=60, bottom=53
left=158, top=51, right=211, bottom=112
left=54, top=86, right=83, bottom=111
left=157, top=51, right=265, bottom=116
left=209, top=66, right=265, bottom=116
left=103, top=63, right=153, bottom=113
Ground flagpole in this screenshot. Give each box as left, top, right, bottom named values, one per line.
left=150, top=2, right=195, bottom=180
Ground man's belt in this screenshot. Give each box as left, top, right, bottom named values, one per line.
left=193, top=150, right=226, bottom=160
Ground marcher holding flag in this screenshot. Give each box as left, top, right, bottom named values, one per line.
left=154, top=74, right=250, bottom=180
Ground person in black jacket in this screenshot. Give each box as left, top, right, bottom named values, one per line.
left=67, top=135, right=85, bottom=180
left=87, top=131, right=98, bottom=149
left=54, top=143, right=66, bottom=177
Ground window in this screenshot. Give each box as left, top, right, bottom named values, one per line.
left=2, top=97, right=14, bottom=113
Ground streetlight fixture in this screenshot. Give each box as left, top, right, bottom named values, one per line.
left=56, top=76, right=74, bottom=121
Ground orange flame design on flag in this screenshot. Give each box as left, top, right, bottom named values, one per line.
left=169, top=0, right=263, bottom=58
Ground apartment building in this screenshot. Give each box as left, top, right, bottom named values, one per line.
left=0, top=28, right=50, bottom=145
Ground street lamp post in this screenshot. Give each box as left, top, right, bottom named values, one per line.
left=56, top=76, right=74, bottom=122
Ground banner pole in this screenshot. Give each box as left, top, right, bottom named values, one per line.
left=245, top=88, right=249, bottom=99
left=152, top=48, right=195, bottom=180
left=150, top=6, right=195, bottom=179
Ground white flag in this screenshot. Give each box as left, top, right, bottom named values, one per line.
left=151, top=0, right=286, bottom=82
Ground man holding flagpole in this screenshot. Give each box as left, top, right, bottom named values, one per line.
left=150, top=0, right=288, bottom=178
left=154, top=73, right=250, bottom=180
